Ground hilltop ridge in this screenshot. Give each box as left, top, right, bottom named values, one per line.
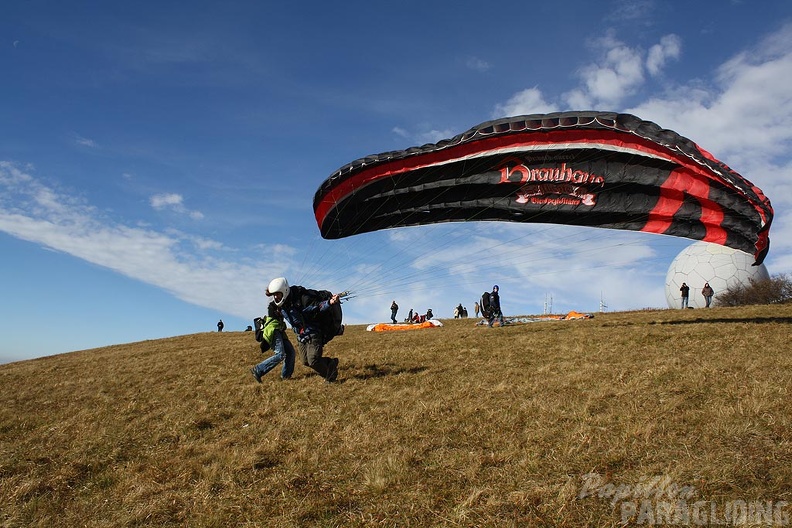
left=2, top=306, right=791, bottom=527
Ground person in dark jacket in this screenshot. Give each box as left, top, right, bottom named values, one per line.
left=680, top=282, right=690, bottom=309
left=487, top=285, right=505, bottom=327
left=390, top=300, right=399, bottom=324
left=266, top=277, right=341, bottom=383
left=701, top=282, right=714, bottom=308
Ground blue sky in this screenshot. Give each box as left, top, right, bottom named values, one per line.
left=2, top=0, right=792, bottom=363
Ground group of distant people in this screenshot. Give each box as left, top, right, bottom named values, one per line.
left=389, top=285, right=505, bottom=327
left=390, top=301, right=435, bottom=324
left=679, top=282, right=715, bottom=309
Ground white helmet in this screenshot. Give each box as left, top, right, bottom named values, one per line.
left=266, top=277, right=290, bottom=306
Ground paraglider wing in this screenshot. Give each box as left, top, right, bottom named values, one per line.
left=314, top=112, right=773, bottom=264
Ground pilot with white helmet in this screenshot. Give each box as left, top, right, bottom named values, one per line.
left=266, top=277, right=342, bottom=383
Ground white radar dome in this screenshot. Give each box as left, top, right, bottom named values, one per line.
left=665, top=241, right=769, bottom=309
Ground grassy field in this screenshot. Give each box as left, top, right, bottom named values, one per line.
left=1, top=305, right=791, bottom=527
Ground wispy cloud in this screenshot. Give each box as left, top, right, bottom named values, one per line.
left=623, top=23, right=792, bottom=171
left=606, top=0, right=656, bottom=23
left=418, top=129, right=456, bottom=144
left=492, top=87, right=559, bottom=118
left=495, top=32, right=682, bottom=114
left=390, top=126, right=457, bottom=145
left=150, top=192, right=204, bottom=220
left=0, top=162, right=292, bottom=317
left=646, top=34, right=682, bottom=76
left=150, top=193, right=184, bottom=209
left=563, top=32, right=649, bottom=109
left=466, top=56, right=491, bottom=73
left=74, top=134, right=98, bottom=148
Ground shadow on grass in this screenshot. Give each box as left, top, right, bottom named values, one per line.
left=600, top=317, right=792, bottom=328
left=345, top=363, right=429, bottom=381
left=653, top=317, right=792, bottom=325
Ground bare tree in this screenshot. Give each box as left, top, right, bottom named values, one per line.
left=716, top=274, right=792, bottom=307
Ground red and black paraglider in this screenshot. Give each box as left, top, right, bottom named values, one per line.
left=314, top=111, right=773, bottom=264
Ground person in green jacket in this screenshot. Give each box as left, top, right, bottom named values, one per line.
left=250, top=302, right=295, bottom=382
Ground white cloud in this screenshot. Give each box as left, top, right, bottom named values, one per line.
left=492, top=87, right=559, bottom=118
left=492, top=33, right=679, bottom=114
left=150, top=192, right=204, bottom=220
left=390, top=126, right=458, bottom=145
left=0, top=163, right=294, bottom=318
left=74, top=135, right=98, bottom=148
left=566, top=34, right=646, bottom=109
left=624, top=24, right=792, bottom=170
left=646, top=34, right=681, bottom=76
left=606, top=0, right=656, bottom=23
left=150, top=193, right=184, bottom=209
left=466, top=56, right=491, bottom=73
left=418, top=129, right=456, bottom=144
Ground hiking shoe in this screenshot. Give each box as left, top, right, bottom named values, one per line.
left=326, top=358, right=339, bottom=383
left=250, top=368, right=262, bottom=383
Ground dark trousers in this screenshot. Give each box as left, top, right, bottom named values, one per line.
left=298, top=336, right=333, bottom=378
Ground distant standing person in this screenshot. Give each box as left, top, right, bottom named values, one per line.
left=407, top=308, right=413, bottom=323
left=390, top=300, right=399, bottom=324
left=266, top=277, right=343, bottom=383
left=701, top=282, right=714, bottom=308
left=487, top=285, right=504, bottom=327
left=680, top=283, right=690, bottom=309
left=474, top=301, right=480, bottom=318
left=217, top=319, right=224, bottom=332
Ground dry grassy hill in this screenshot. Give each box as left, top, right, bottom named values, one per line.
left=2, top=305, right=791, bottom=527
